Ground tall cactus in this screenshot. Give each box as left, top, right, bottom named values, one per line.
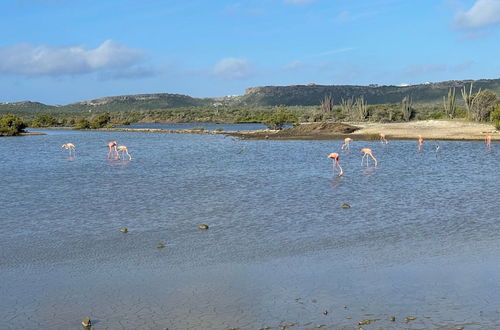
left=320, top=94, right=333, bottom=117
left=443, top=87, right=456, bottom=119
left=401, top=95, right=413, bottom=122
left=355, top=96, right=368, bottom=120
left=461, top=83, right=480, bottom=118
left=340, top=97, right=355, bottom=119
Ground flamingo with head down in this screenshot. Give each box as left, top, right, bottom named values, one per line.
left=61, top=143, right=76, bottom=156
left=117, top=145, right=132, bottom=160
left=360, top=148, right=378, bottom=167
left=327, top=152, right=343, bottom=177
left=379, top=133, right=388, bottom=144
left=418, top=135, right=424, bottom=152
left=483, top=132, right=492, bottom=149
left=108, top=141, right=118, bottom=159
left=341, top=137, right=353, bottom=150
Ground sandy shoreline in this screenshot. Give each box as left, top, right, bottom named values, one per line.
left=25, top=120, right=498, bottom=141
left=227, top=120, right=498, bottom=141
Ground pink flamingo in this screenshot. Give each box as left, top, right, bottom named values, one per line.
left=117, top=145, right=132, bottom=160
left=484, top=132, right=492, bottom=149
left=61, top=143, right=76, bottom=156
left=418, top=135, right=424, bottom=152
left=379, top=133, right=388, bottom=144
left=361, top=148, right=378, bottom=167
left=108, top=141, right=118, bottom=159
left=327, top=152, right=343, bottom=176
left=341, top=137, right=353, bottom=150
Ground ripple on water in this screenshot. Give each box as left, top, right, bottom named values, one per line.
left=1, top=131, right=499, bottom=328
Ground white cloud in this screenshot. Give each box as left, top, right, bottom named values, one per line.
left=213, top=58, right=253, bottom=80
left=0, top=40, right=145, bottom=77
left=454, top=0, right=500, bottom=29
left=315, top=47, right=355, bottom=57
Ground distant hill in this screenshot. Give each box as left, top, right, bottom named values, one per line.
left=1, top=78, right=499, bottom=116
left=65, top=93, right=214, bottom=111
left=238, top=78, right=500, bottom=106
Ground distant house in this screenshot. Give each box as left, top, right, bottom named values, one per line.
left=398, top=83, right=410, bottom=87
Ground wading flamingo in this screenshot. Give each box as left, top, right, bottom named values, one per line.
left=379, top=133, right=388, bottom=144
left=61, top=143, right=75, bottom=156
left=327, top=152, right=343, bottom=176
left=418, top=135, right=424, bottom=152
left=360, top=148, right=378, bottom=167
left=108, top=141, right=118, bottom=159
left=117, top=145, right=132, bottom=160
left=341, top=137, right=353, bottom=150
left=484, top=132, right=492, bottom=149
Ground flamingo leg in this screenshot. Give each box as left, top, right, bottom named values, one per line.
left=337, top=161, right=343, bottom=176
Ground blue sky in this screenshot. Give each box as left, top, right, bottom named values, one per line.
left=0, top=0, right=499, bottom=104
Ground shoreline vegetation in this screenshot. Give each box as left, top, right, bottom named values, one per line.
left=23, top=120, right=498, bottom=141
left=2, top=81, right=500, bottom=138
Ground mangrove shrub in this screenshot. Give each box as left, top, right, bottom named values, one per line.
left=0, top=114, right=27, bottom=136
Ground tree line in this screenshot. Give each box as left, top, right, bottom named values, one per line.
left=2, top=83, right=499, bottom=135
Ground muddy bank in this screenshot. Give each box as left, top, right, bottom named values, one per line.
left=226, top=120, right=499, bottom=141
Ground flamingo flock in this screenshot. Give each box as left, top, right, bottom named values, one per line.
left=61, top=131, right=493, bottom=177
left=61, top=141, right=132, bottom=160
left=327, top=132, right=493, bottom=177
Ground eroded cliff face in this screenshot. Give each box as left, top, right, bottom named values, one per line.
left=241, top=78, right=500, bottom=106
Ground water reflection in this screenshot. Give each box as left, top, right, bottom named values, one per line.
left=330, top=175, right=344, bottom=188
left=108, top=158, right=131, bottom=167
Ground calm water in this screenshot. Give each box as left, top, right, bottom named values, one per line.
left=117, top=122, right=270, bottom=131
left=1, top=129, right=499, bottom=329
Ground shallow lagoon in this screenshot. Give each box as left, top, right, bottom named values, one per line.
left=1, top=129, right=499, bottom=329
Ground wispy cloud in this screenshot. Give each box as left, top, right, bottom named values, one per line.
left=402, top=61, right=473, bottom=77
left=454, top=0, right=500, bottom=29
left=213, top=58, right=253, bottom=80
left=0, top=40, right=147, bottom=77
left=284, top=60, right=305, bottom=70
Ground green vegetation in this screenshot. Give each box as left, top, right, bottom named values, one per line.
left=491, top=105, right=500, bottom=130
left=263, top=105, right=299, bottom=130
left=30, top=113, right=58, bottom=127
left=1, top=78, right=499, bottom=130
left=443, top=87, right=457, bottom=119
left=471, top=89, right=497, bottom=121
left=401, top=96, right=414, bottom=122
left=0, top=114, right=27, bottom=136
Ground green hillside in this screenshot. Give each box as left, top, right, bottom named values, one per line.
left=1, top=78, right=499, bottom=118
left=238, top=79, right=500, bottom=106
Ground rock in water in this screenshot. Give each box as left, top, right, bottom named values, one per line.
left=156, top=243, right=165, bottom=248
left=198, top=224, right=209, bottom=230
left=120, top=227, right=128, bottom=233
left=342, top=203, right=351, bottom=209
left=81, top=316, right=91, bottom=328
